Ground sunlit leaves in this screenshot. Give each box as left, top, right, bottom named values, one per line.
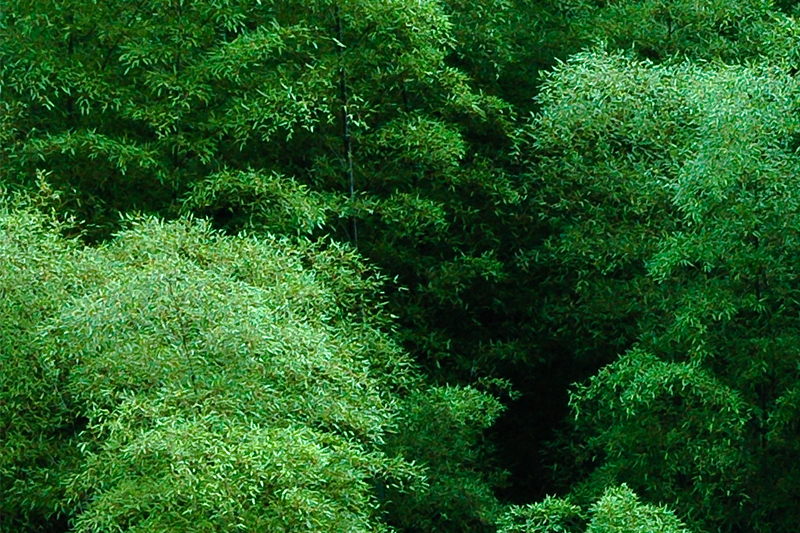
left=499, top=495, right=584, bottom=533
left=1, top=207, right=432, bottom=532
left=521, top=48, right=800, bottom=531
left=499, top=485, right=693, bottom=533
left=586, top=485, right=693, bottom=533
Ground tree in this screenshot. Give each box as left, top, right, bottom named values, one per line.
left=0, top=0, right=533, bottom=379
left=516, top=48, right=800, bottom=532
left=0, top=185, right=101, bottom=533
left=498, top=484, right=693, bottom=533
left=0, top=0, right=496, bottom=233
left=0, top=194, right=503, bottom=532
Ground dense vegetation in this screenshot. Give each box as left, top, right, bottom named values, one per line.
left=4, top=1, right=800, bottom=532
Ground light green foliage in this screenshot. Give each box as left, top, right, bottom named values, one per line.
left=519, top=48, right=800, bottom=532
left=1, top=200, right=505, bottom=532
left=586, top=485, right=692, bottom=533
left=499, top=485, right=692, bottom=533
left=498, top=495, right=584, bottom=533
left=0, top=201, right=104, bottom=531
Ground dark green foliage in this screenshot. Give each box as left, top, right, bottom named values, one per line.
left=556, top=0, right=787, bottom=62
left=568, top=349, right=752, bottom=528
left=382, top=385, right=506, bottom=533
left=181, top=168, right=330, bottom=235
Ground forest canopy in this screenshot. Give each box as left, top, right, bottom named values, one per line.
left=4, top=0, right=800, bottom=532
left=0, top=200, right=505, bottom=532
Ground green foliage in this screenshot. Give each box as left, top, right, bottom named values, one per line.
left=519, top=48, right=800, bottom=532
left=498, top=495, right=585, bottom=533
left=0, top=0, right=532, bottom=387
left=382, top=385, right=506, bottom=533
left=0, top=202, right=101, bottom=531
left=499, top=485, right=692, bottom=533
left=439, top=0, right=516, bottom=86
left=0, top=2, right=527, bottom=528
left=0, top=200, right=505, bottom=532
left=0, top=208, right=389, bottom=531
left=568, top=349, right=751, bottom=527
left=14, top=0, right=800, bottom=531
left=181, top=168, right=329, bottom=235
left=586, top=485, right=692, bottom=533
left=0, top=0, right=511, bottom=238
left=556, top=0, right=786, bottom=62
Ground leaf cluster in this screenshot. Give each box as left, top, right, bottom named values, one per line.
left=0, top=199, right=502, bottom=532
left=519, top=48, right=800, bottom=532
